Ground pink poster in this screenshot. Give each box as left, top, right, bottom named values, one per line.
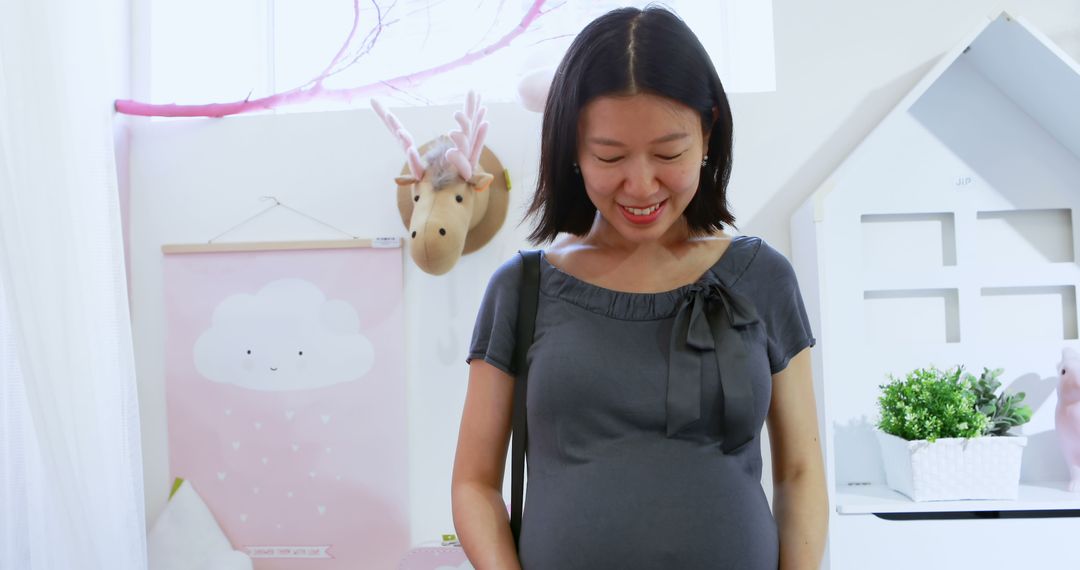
left=164, top=244, right=409, bottom=568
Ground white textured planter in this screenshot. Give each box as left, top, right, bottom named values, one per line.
left=876, top=431, right=1027, bottom=501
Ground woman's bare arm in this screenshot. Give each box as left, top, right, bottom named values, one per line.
left=451, top=360, right=522, bottom=570
left=767, top=348, right=829, bottom=569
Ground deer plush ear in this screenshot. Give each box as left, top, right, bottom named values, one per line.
left=469, top=172, right=494, bottom=192
left=395, top=176, right=419, bottom=187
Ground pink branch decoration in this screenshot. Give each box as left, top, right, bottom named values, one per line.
left=319, top=0, right=387, bottom=84
left=115, top=0, right=550, bottom=118
left=316, top=0, right=363, bottom=81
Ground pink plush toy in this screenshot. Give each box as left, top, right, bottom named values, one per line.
left=1057, top=347, right=1080, bottom=492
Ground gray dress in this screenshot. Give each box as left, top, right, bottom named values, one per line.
left=467, top=235, right=816, bottom=569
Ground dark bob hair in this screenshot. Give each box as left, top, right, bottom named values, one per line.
left=526, top=5, right=736, bottom=243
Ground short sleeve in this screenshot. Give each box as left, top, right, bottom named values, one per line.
left=465, top=253, right=524, bottom=376
left=738, top=240, right=816, bottom=374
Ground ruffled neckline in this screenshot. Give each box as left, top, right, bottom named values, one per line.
left=539, top=235, right=760, bottom=321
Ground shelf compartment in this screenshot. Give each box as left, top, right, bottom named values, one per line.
left=863, top=288, right=961, bottom=343
left=976, top=208, right=1075, bottom=265
left=861, top=212, right=957, bottom=274
left=979, top=285, right=1078, bottom=340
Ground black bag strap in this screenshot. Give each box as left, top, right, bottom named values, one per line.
left=510, top=250, right=541, bottom=548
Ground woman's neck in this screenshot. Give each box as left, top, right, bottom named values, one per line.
left=582, top=212, right=695, bottom=259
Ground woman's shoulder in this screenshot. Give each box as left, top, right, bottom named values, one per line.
left=485, top=251, right=528, bottom=292
left=745, top=236, right=794, bottom=272
left=537, top=234, right=589, bottom=269
left=723, top=235, right=799, bottom=289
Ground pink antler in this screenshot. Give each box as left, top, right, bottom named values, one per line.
left=445, top=90, right=490, bottom=181
left=371, top=98, right=425, bottom=180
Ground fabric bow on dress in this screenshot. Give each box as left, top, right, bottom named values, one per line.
left=667, top=282, right=761, bottom=453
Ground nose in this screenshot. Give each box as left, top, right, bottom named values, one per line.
left=621, top=156, right=659, bottom=199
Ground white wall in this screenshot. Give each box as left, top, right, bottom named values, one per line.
left=127, top=0, right=1080, bottom=553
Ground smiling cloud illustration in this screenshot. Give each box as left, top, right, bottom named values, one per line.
left=193, top=278, right=374, bottom=391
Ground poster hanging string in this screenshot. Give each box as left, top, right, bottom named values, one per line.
left=207, top=196, right=361, bottom=243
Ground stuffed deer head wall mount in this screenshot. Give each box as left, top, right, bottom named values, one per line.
left=372, top=92, right=509, bottom=276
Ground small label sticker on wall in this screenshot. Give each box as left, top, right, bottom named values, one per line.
left=372, top=237, right=401, bottom=249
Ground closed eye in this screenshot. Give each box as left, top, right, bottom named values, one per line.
left=596, top=149, right=687, bottom=163
left=596, top=153, right=685, bottom=163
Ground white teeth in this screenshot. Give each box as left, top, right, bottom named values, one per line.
left=625, top=203, right=660, bottom=216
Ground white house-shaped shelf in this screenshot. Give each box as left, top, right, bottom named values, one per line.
left=791, top=11, right=1080, bottom=569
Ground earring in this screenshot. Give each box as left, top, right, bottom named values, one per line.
left=701, top=155, right=709, bottom=168
left=572, top=162, right=580, bottom=175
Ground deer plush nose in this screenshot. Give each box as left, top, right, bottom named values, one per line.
left=409, top=217, right=467, bottom=276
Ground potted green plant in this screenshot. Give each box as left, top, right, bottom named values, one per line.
left=876, top=365, right=1032, bottom=501
left=969, top=367, right=1034, bottom=436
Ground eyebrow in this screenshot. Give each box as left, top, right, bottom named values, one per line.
left=586, top=132, right=689, bottom=147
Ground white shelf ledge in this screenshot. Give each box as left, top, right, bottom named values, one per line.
left=835, top=482, right=1080, bottom=514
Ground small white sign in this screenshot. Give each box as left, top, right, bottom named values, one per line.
left=372, top=237, right=401, bottom=249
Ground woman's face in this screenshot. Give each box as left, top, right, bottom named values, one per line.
left=577, top=93, right=709, bottom=244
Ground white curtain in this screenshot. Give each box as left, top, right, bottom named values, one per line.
left=0, top=0, right=147, bottom=567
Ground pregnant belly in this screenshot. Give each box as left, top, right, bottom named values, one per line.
left=518, top=447, right=778, bottom=570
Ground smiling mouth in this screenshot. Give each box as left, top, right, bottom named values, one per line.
left=618, top=199, right=668, bottom=224
left=619, top=201, right=664, bottom=216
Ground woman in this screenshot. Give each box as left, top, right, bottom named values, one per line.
left=451, top=6, right=827, bottom=569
